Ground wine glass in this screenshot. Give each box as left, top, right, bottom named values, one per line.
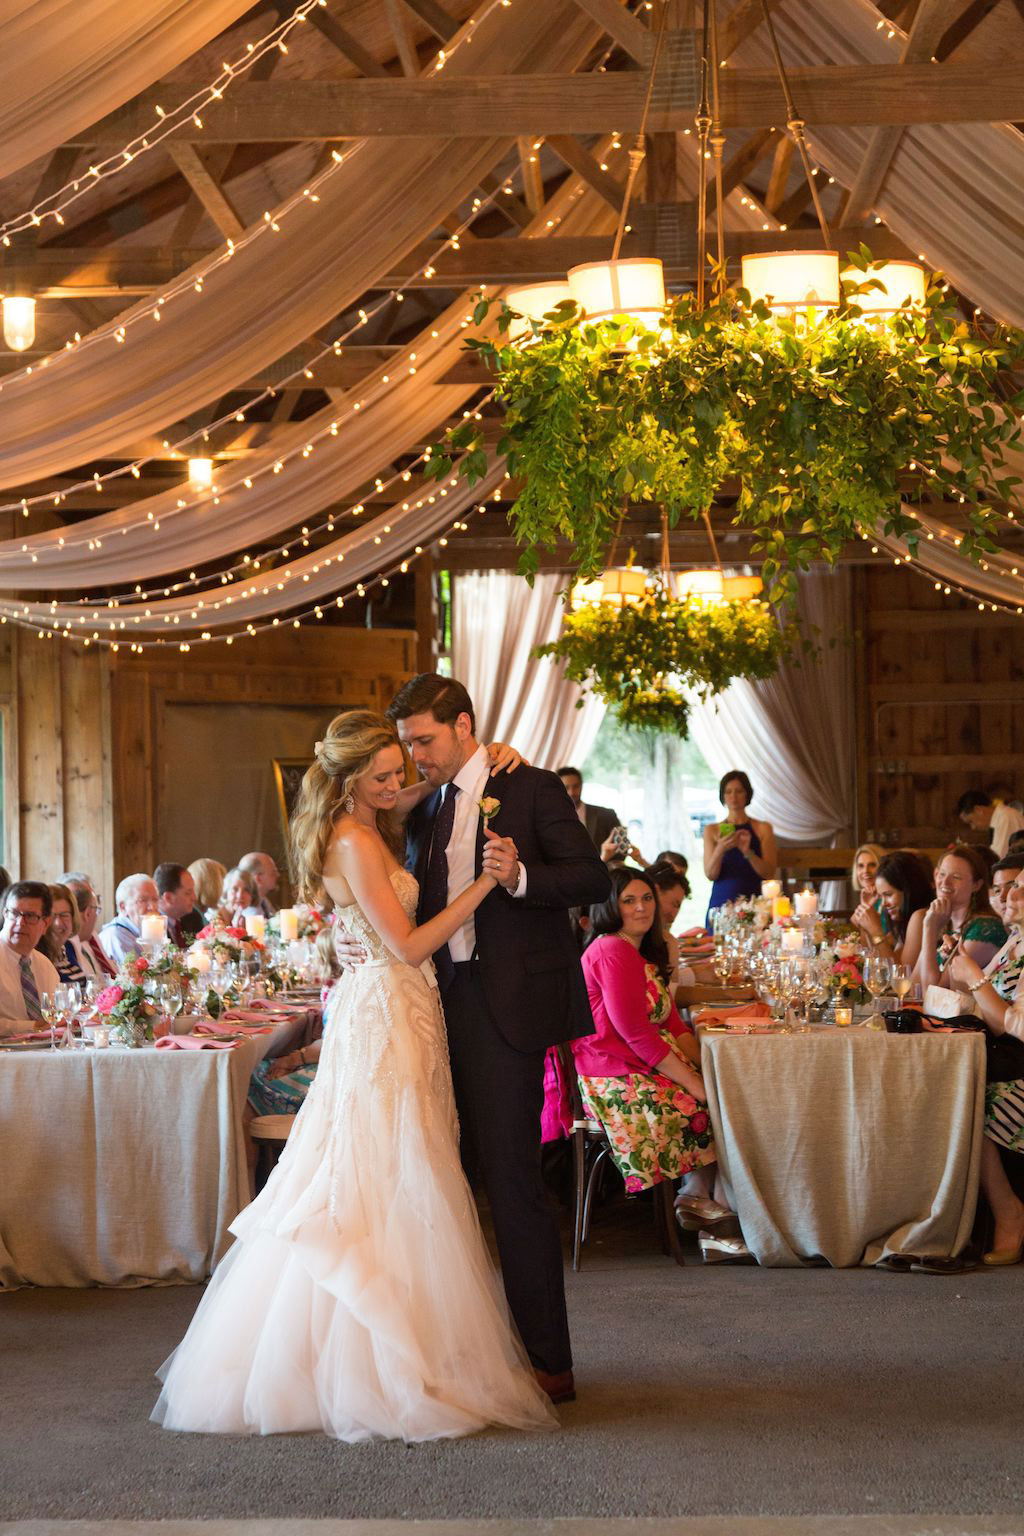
left=890, top=962, right=913, bottom=1007
left=53, top=983, right=74, bottom=1047
left=40, top=990, right=58, bottom=1049
left=863, top=954, right=893, bottom=1007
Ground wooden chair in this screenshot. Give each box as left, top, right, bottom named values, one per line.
left=557, top=1045, right=686, bottom=1270
left=249, top=1113, right=294, bottom=1189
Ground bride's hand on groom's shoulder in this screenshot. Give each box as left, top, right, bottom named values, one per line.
left=487, top=741, right=529, bottom=774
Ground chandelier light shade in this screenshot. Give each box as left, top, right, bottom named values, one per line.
left=570, top=577, right=605, bottom=609
left=505, top=281, right=574, bottom=340
left=2, top=294, right=35, bottom=351
left=677, top=569, right=725, bottom=603
left=841, top=259, right=927, bottom=314
left=741, top=251, right=841, bottom=313
left=187, top=456, right=214, bottom=489
left=721, top=574, right=764, bottom=601
left=599, top=566, right=647, bottom=606
left=567, top=258, right=666, bottom=326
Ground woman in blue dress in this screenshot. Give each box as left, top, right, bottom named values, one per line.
left=702, top=769, right=778, bottom=928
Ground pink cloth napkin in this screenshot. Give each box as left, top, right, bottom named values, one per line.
left=695, top=1002, right=772, bottom=1030
left=193, top=1020, right=274, bottom=1037
left=221, top=1008, right=296, bottom=1024
left=155, top=1035, right=238, bottom=1051
left=1, top=1028, right=52, bottom=1044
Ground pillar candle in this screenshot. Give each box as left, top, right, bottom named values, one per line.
left=772, top=896, right=792, bottom=920
left=245, top=912, right=266, bottom=942
left=278, top=908, right=299, bottom=943
left=190, top=947, right=212, bottom=974
left=140, top=913, right=166, bottom=945
left=761, top=879, right=782, bottom=900
left=794, top=889, right=818, bottom=916
left=780, top=928, right=804, bottom=953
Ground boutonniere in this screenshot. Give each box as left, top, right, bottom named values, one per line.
left=478, top=796, right=501, bottom=825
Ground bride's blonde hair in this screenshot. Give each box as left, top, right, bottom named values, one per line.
left=289, top=709, right=404, bottom=902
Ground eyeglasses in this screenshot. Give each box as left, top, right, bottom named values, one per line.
left=5, top=909, right=46, bottom=924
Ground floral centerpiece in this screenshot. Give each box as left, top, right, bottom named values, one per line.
left=831, top=947, right=867, bottom=1005
left=95, top=949, right=204, bottom=1045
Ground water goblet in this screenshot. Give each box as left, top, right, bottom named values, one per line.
left=863, top=954, right=893, bottom=1009
left=890, top=963, right=913, bottom=1005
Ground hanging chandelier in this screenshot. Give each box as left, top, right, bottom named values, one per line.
left=3, top=294, right=35, bottom=351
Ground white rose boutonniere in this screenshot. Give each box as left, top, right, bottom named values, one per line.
left=478, top=796, right=501, bottom=825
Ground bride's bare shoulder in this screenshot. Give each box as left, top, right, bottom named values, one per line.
left=329, top=818, right=383, bottom=864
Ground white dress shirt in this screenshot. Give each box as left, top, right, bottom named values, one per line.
left=441, top=744, right=525, bottom=962
left=0, top=942, right=60, bottom=1029
left=991, top=803, right=1024, bottom=859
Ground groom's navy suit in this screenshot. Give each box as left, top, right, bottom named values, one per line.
left=406, top=763, right=610, bottom=1374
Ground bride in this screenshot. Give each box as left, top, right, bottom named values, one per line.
left=152, top=709, right=555, bottom=1441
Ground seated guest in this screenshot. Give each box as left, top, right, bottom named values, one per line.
left=852, top=849, right=934, bottom=971
left=0, top=865, right=11, bottom=909
left=99, top=873, right=160, bottom=966
left=40, top=883, right=89, bottom=987
left=851, top=842, right=886, bottom=920
left=154, top=863, right=203, bottom=947
left=654, top=850, right=689, bottom=879
left=944, top=868, right=1024, bottom=1264
left=646, top=860, right=690, bottom=973
left=573, top=866, right=727, bottom=1224
left=247, top=928, right=338, bottom=1118
left=557, top=765, right=620, bottom=854
left=220, top=867, right=262, bottom=927
left=188, top=858, right=227, bottom=922
left=703, top=769, right=777, bottom=926
left=917, top=844, right=1007, bottom=988
left=239, top=851, right=279, bottom=916
left=0, top=882, right=60, bottom=1028
left=59, top=873, right=114, bottom=978
left=990, top=850, right=1024, bottom=926
left=956, top=789, right=1024, bottom=859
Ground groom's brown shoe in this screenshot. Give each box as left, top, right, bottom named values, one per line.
left=535, top=1368, right=576, bottom=1405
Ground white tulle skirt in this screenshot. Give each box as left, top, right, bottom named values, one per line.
left=151, top=960, right=555, bottom=1442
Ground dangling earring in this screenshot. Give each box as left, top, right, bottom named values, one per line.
left=344, top=793, right=355, bottom=814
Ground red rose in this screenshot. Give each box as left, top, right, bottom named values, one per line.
left=196, top=924, right=215, bottom=940
left=224, top=926, right=247, bottom=940
left=95, top=985, right=124, bottom=1014
left=690, top=1110, right=710, bottom=1136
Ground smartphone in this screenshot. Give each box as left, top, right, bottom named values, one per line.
left=608, top=824, right=631, bottom=854
left=719, top=822, right=735, bottom=839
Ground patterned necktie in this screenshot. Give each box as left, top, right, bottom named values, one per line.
left=419, top=783, right=460, bottom=987
left=19, top=955, right=43, bottom=1022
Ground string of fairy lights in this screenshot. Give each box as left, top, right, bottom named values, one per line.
left=1, top=0, right=1020, bottom=646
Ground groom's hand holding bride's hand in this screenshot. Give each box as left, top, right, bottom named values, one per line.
left=482, top=826, right=521, bottom=890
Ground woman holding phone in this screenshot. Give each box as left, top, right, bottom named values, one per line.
left=703, top=770, right=777, bottom=928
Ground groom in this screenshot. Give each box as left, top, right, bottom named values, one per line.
left=386, top=673, right=609, bottom=1402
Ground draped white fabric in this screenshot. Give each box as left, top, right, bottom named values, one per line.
left=452, top=571, right=605, bottom=770
left=686, top=569, right=856, bottom=853
left=0, top=0, right=255, bottom=180
left=0, top=2, right=601, bottom=485
left=734, top=0, right=1024, bottom=328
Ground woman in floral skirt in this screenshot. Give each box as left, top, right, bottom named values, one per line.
left=573, top=865, right=728, bottom=1227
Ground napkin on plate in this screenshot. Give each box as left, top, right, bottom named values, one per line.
left=193, top=1020, right=274, bottom=1037
left=695, top=1002, right=772, bottom=1030
left=155, top=1035, right=238, bottom=1050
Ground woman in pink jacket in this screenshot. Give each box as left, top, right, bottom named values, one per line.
left=573, top=865, right=726, bottom=1225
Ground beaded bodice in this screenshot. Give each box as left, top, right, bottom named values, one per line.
left=337, top=867, right=418, bottom=966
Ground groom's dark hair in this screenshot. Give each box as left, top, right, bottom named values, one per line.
left=387, top=673, right=476, bottom=733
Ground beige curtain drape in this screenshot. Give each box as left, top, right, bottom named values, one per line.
left=0, top=0, right=256, bottom=180
left=686, top=568, right=856, bottom=865
left=452, top=570, right=605, bottom=769
left=0, top=2, right=601, bottom=486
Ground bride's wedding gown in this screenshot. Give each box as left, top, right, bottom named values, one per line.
left=152, top=869, right=555, bottom=1441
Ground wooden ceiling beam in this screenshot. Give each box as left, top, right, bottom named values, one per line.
left=382, top=0, right=421, bottom=77
left=842, top=0, right=971, bottom=224
left=66, top=62, right=1024, bottom=141
left=707, top=126, right=776, bottom=209
left=167, top=145, right=246, bottom=241
left=718, top=0, right=785, bottom=62
left=401, top=0, right=459, bottom=43
left=4, top=224, right=913, bottom=297
left=568, top=0, right=652, bottom=64
left=546, top=134, right=624, bottom=214
left=308, top=6, right=391, bottom=76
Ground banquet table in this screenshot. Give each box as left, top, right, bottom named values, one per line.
left=698, top=1026, right=987, bottom=1268
left=0, top=1000, right=321, bottom=1290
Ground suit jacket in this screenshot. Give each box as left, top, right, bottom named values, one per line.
left=405, top=765, right=611, bottom=1051
left=582, top=801, right=620, bottom=851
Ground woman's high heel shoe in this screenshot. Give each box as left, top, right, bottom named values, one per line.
left=982, top=1240, right=1024, bottom=1267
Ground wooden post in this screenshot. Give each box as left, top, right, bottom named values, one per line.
left=414, top=551, right=439, bottom=675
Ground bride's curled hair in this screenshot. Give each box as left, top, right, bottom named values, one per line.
left=290, top=708, right=404, bottom=902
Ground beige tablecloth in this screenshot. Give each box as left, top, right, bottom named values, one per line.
left=700, top=1029, right=987, bottom=1267
left=0, top=1038, right=267, bottom=1290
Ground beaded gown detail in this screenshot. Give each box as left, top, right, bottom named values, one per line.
left=152, top=868, right=554, bottom=1441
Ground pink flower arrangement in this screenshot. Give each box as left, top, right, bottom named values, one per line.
left=95, top=985, right=124, bottom=1014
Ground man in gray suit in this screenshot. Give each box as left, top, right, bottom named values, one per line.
left=557, top=766, right=620, bottom=853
